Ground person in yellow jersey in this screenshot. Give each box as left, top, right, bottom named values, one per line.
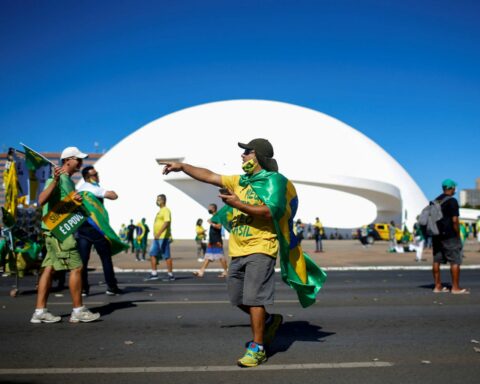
left=313, top=217, right=324, bottom=252
left=161, top=138, right=284, bottom=368
left=195, top=218, right=207, bottom=262
left=145, top=194, right=174, bottom=281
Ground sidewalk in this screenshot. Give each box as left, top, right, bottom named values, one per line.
left=89, top=239, right=480, bottom=272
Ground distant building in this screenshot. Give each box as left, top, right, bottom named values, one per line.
left=94, top=99, right=429, bottom=238
left=0, top=151, right=103, bottom=208
left=460, top=178, right=480, bottom=208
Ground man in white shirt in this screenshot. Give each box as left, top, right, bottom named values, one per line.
left=76, top=166, right=122, bottom=296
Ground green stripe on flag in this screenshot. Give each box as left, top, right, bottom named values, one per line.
left=80, top=192, right=128, bottom=255
left=22, top=145, right=50, bottom=171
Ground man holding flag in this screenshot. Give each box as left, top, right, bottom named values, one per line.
left=161, top=138, right=326, bottom=367
left=76, top=166, right=123, bottom=296
left=30, top=147, right=100, bottom=324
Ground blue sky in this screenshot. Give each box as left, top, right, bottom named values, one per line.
left=1, top=0, right=479, bottom=199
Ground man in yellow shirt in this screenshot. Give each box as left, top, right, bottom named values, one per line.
left=161, top=138, right=283, bottom=367
left=313, top=217, right=324, bottom=252
left=145, top=194, right=174, bottom=281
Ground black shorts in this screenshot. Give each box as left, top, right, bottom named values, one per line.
left=432, top=237, right=463, bottom=265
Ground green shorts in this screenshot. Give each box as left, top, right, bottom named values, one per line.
left=42, top=233, right=83, bottom=271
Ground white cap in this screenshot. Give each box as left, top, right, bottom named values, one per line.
left=60, top=146, right=88, bottom=160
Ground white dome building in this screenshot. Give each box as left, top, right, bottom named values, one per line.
left=92, top=100, right=427, bottom=238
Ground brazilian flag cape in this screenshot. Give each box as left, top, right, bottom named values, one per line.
left=212, top=170, right=327, bottom=308
left=134, top=221, right=148, bottom=249
left=79, top=191, right=128, bottom=255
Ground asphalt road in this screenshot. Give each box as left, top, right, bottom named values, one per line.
left=1, top=269, right=479, bottom=384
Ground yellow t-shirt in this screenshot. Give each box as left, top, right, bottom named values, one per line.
left=154, top=206, right=172, bottom=239
left=314, top=221, right=324, bottom=235
left=221, top=175, right=278, bottom=258
left=195, top=225, right=206, bottom=240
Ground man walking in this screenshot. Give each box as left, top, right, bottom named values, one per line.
left=388, top=221, right=397, bottom=252
left=76, top=166, right=123, bottom=296
left=135, top=218, right=150, bottom=261
left=432, top=179, right=469, bottom=294
left=161, top=138, right=285, bottom=367
left=313, top=217, right=324, bottom=252
left=145, top=194, right=174, bottom=281
left=193, top=203, right=228, bottom=278
left=126, top=219, right=136, bottom=253
left=31, top=147, right=100, bottom=323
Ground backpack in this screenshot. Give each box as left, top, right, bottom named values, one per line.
left=418, top=196, right=452, bottom=236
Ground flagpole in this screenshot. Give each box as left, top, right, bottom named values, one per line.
left=19, top=142, right=57, bottom=167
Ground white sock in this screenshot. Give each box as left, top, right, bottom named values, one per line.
left=73, top=306, right=85, bottom=314
left=35, top=308, right=46, bottom=315
left=168, top=272, right=174, bottom=276
left=151, top=271, right=158, bottom=276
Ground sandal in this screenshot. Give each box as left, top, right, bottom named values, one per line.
left=193, top=271, right=204, bottom=278
left=433, top=287, right=449, bottom=293
left=451, top=289, right=470, bottom=295
left=217, top=272, right=228, bottom=278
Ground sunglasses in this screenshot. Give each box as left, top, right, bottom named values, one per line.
left=243, top=149, right=255, bottom=155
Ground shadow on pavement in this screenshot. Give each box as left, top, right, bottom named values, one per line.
left=90, top=299, right=154, bottom=317
left=220, top=323, right=251, bottom=329
left=268, top=321, right=335, bottom=357
left=418, top=283, right=452, bottom=291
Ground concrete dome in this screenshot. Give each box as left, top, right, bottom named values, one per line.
left=90, top=100, right=427, bottom=239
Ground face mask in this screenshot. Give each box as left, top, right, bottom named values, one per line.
left=242, top=158, right=257, bottom=174
left=208, top=209, right=214, bottom=214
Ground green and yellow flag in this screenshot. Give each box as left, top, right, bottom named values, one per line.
left=15, top=240, right=41, bottom=261
left=134, top=221, right=147, bottom=249
left=213, top=169, right=327, bottom=308
left=79, top=191, right=128, bottom=255
left=22, top=145, right=50, bottom=171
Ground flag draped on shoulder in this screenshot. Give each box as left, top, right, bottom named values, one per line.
left=212, top=169, right=327, bottom=308
left=79, top=191, right=128, bottom=255
left=134, top=221, right=147, bottom=249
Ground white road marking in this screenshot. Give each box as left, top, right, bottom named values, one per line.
left=110, top=265, right=480, bottom=273
left=0, top=361, right=393, bottom=375
left=50, top=299, right=301, bottom=305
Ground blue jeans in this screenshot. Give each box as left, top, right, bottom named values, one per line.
left=76, top=224, right=118, bottom=292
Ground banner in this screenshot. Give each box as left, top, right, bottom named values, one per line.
left=3, top=159, right=19, bottom=217
left=13, top=152, right=29, bottom=201
left=42, top=192, right=87, bottom=241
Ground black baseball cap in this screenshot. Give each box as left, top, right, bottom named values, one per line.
left=238, top=138, right=278, bottom=172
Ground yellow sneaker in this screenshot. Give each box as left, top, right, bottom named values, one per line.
left=237, top=342, right=267, bottom=367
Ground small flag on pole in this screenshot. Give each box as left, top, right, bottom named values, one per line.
left=20, top=143, right=55, bottom=171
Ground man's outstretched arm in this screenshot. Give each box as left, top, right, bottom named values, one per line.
left=161, top=162, right=223, bottom=187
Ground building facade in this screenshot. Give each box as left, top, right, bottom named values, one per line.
left=460, top=178, right=480, bottom=208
